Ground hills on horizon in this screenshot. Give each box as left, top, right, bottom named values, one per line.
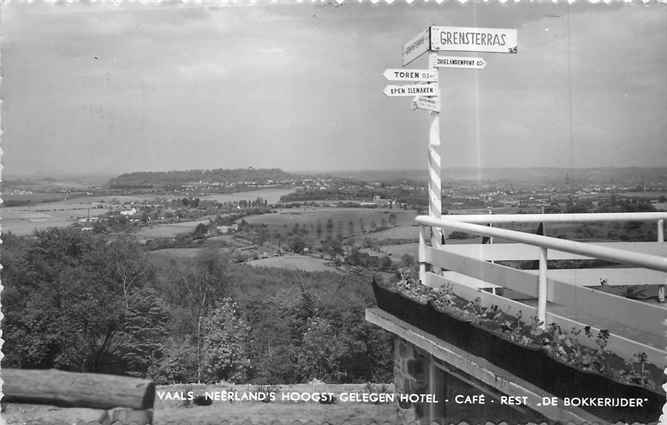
left=4, top=166, right=667, bottom=188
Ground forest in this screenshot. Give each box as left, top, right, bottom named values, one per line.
left=1, top=228, right=393, bottom=385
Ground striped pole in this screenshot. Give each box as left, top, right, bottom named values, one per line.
left=428, top=52, right=442, bottom=250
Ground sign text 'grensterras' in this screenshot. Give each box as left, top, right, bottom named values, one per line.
left=430, top=26, right=518, bottom=54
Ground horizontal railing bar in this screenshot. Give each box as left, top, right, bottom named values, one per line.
left=416, top=216, right=667, bottom=272
left=445, top=212, right=667, bottom=225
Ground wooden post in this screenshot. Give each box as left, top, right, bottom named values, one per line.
left=1, top=369, right=156, bottom=410
left=418, top=225, right=427, bottom=284
left=538, top=247, right=548, bottom=328
left=427, top=354, right=436, bottom=423
left=658, top=219, right=664, bottom=243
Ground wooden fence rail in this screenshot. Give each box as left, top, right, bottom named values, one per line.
left=2, top=368, right=155, bottom=410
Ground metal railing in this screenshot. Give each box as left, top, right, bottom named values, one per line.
left=416, top=214, right=667, bottom=328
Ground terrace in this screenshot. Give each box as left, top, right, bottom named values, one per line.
left=366, top=212, right=666, bottom=425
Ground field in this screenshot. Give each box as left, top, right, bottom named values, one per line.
left=244, top=207, right=418, bottom=237
left=380, top=243, right=419, bottom=260
left=155, top=402, right=397, bottom=425
left=365, top=225, right=420, bottom=241
left=1, top=197, right=112, bottom=235
left=201, top=188, right=295, bottom=205
left=149, top=247, right=228, bottom=260
left=247, top=255, right=338, bottom=272
left=0, top=189, right=295, bottom=236
left=135, top=218, right=213, bottom=239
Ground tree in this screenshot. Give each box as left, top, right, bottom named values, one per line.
left=380, top=256, right=393, bottom=272
left=201, top=298, right=251, bottom=383
left=116, top=288, right=170, bottom=378
left=2, top=228, right=156, bottom=373
left=297, top=317, right=347, bottom=381
left=193, top=223, right=208, bottom=239
left=400, top=253, right=416, bottom=268
left=288, top=235, right=307, bottom=254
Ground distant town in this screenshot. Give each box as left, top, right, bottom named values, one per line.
left=2, top=167, right=666, bottom=268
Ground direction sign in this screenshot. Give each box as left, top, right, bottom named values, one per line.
left=412, top=95, right=440, bottom=113
left=384, top=69, right=438, bottom=82
left=430, top=26, right=517, bottom=54
left=402, top=29, right=430, bottom=66
left=434, top=56, right=486, bottom=70
left=384, top=84, right=439, bottom=97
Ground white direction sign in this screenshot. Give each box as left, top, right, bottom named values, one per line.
left=384, top=69, right=438, bottom=82
left=434, top=56, right=486, bottom=70
left=402, top=29, right=430, bottom=66
left=412, top=96, right=440, bottom=113
left=430, top=26, right=518, bottom=54
left=384, top=84, right=439, bottom=97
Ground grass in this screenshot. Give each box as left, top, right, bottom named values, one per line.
left=135, top=219, right=213, bottom=239
left=154, top=402, right=397, bottom=425
left=247, top=255, right=338, bottom=272
left=244, top=208, right=417, bottom=234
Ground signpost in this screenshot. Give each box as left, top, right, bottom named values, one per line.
left=430, top=26, right=518, bottom=54
left=412, top=96, right=440, bottom=113
left=386, top=25, right=517, bottom=281
left=402, top=29, right=430, bottom=66
left=383, top=69, right=438, bottom=82
left=383, top=84, right=439, bottom=97
left=434, top=56, right=486, bottom=70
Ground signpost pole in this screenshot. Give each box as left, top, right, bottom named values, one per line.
left=427, top=53, right=443, bottom=257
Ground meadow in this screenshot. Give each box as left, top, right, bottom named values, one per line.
left=135, top=218, right=214, bottom=239
left=243, top=207, right=417, bottom=237
left=201, top=188, right=295, bottom=204
left=247, top=255, right=338, bottom=273
left=0, top=189, right=295, bottom=236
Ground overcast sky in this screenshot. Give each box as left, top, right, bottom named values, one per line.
left=2, top=1, right=666, bottom=176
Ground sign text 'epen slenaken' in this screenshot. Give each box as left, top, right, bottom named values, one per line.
left=383, top=84, right=440, bottom=97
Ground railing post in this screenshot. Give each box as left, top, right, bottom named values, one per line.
left=418, top=225, right=426, bottom=284
left=658, top=219, right=664, bottom=243
left=538, top=247, right=548, bottom=329
left=488, top=209, right=494, bottom=245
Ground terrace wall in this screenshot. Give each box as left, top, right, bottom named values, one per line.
left=393, top=337, right=430, bottom=425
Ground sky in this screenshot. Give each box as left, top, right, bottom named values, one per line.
left=1, top=1, right=666, bottom=176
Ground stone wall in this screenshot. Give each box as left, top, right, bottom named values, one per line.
left=393, top=337, right=431, bottom=425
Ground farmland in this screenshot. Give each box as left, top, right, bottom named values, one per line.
left=0, top=189, right=295, bottom=236
left=244, top=207, right=417, bottom=236
left=201, top=188, right=294, bottom=204
left=1, top=197, right=112, bottom=235
left=248, top=255, right=338, bottom=273
left=134, top=218, right=214, bottom=239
